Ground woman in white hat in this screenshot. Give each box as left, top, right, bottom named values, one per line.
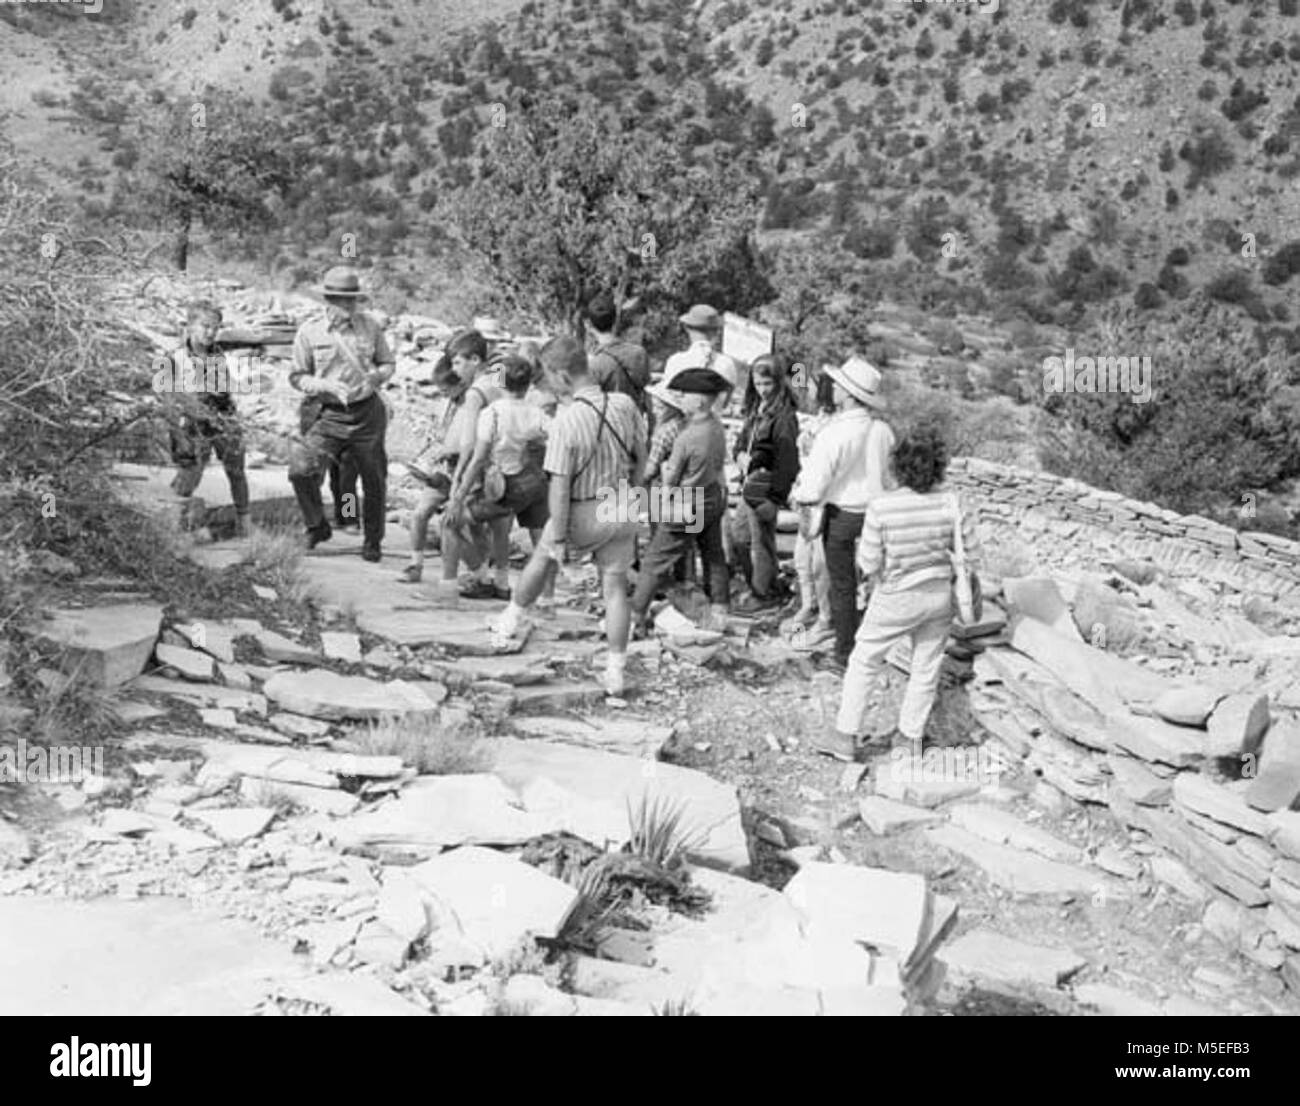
left=790, top=357, right=896, bottom=674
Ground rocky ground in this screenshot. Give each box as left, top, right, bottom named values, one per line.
left=5, top=276, right=1300, bottom=1016
left=4, top=494, right=1300, bottom=1017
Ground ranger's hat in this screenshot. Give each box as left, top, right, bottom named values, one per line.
left=316, top=265, right=368, bottom=300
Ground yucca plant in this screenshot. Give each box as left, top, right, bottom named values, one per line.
left=651, top=998, right=700, bottom=1016
left=553, top=856, right=622, bottom=952
left=626, top=792, right=705, bottom=871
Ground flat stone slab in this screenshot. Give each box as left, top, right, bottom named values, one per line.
left=947, top=804, right=1084, bottom=863
left=1036, top=686, right=1112, bottom=752
left=782, top=863, right=930, bottom=963
left=333, top=774, right=556, bottom=853
left=1010, top=617, right=1176, bottom=714
left=1111, top=714, right=1206, bottom=769
left=1246, top=717, right=1300, bottom=813
left=253, top=628, right=319, bottom=666
left=407, top=845, right=579, bottom=961
left=510, top=715, right=672, bottom=759
left=1206, top=693, right=1270, bottom=760
left=874, top=766, right=982, bottom=809
left=1111, top=794, right=1267, bottom=906
left=1172, top=774, right=1271, bottom=836
left=189, top=806, right=277, bottom=844
left=237, top=777, right=360, bottom=817
left=1106, top=754, right=1172, bottom=806
left=426, top=654, right=554, bottom=686
left=1270, top=811, right=1300, bottom=859
left=154, top=643, right=217, bottom=682
left=0, top=896, right=307, bottom=1015
left=263, top=670, right=446, bottom=721
left=926, top=824, right=1116, bottom=896
left=511, top=680, right=608, bottom=713
left=490, top=737, right=750, bottom=873
left=858, top=795, right=945, bottom=835
left=37, top=604, right=164, bottom=688
left=647, top=869, right=903, bottom=1011
left=1153, top=686, right=1226, bottom=728
left=941, top=929, right=1086, bottom=990
left=1002, top=577, right=1082, bottom=641
left=320, top=632, right=362, bottom=664
left=354, top=607, right=528, bottom=656
left=126, top=674, right=267, bottom=715
left=173, top=621, right=237, bottom=664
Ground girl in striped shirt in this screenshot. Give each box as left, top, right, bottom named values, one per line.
left=816, top=419, right=979, bottom=762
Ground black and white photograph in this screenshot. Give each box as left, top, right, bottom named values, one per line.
left=0, top=0, right=1297, bottom=1057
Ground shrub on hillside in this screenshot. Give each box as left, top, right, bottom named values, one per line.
left=1134, top=282, right=1164, bottom=309
left=1180, top=128, right=1235, bottom=188
left=1205, top=268, right=1254, bottom=304
left=1035, top=295, right=1300, bottom=525
left=1262, top=240, right=1300, bottom=284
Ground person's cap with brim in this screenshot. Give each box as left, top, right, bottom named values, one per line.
left=316, top=265, right=368, bottom=299
left=678, top=304, right=721, bottom=330
left=645, top=382, right=685, bottom=411
left=826, top=356, right=887, bottom=410
left=668, top=367, right=730, bottom=395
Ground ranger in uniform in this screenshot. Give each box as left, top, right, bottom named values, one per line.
left=287, top=265, right=395, bottom=560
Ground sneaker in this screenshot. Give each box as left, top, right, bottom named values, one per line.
left=790, top=624, right=836, bottom=652
left=815, top=655, right=846, bottom=678
left=487, top=607, right=531, bottom=648
left=781, top=606, right=818, bottom=633
left=398, top=563, right=423, bottom=584
left=460, top=579, right=508, bottom=601
left=812, top=728, right=859, bottom=763
left=361, top=544, right=382, bottom=563
left=304, top=523, right=332, bottom=551
left=602, top=665, right=626, bottom=697
left=733, top=591, right=782, bottom=615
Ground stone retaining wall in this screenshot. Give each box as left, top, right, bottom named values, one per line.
left=948, top=457, right=1300, bottom=605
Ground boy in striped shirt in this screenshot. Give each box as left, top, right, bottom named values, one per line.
left=816, top=420, right=980, bottom=762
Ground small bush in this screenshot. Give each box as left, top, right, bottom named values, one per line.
left=1134, top=282, right=1164, bottom=309
left=1206, top=268, right=1255, bottom=304
left=350, top=711, right=489, bottom=775
left=1180, top=128, right=1236, bottom=188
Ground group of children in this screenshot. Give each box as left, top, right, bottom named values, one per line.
left=162, top=283, right=978, bottom=755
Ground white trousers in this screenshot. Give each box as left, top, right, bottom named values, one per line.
left=835, top=578, right=952, bottom=741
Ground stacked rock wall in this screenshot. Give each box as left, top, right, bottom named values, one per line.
left=948, top=456, right=1300, bottom=608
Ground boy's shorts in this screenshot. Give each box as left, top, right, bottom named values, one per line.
left=567, top=500, right=636, bottom=575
